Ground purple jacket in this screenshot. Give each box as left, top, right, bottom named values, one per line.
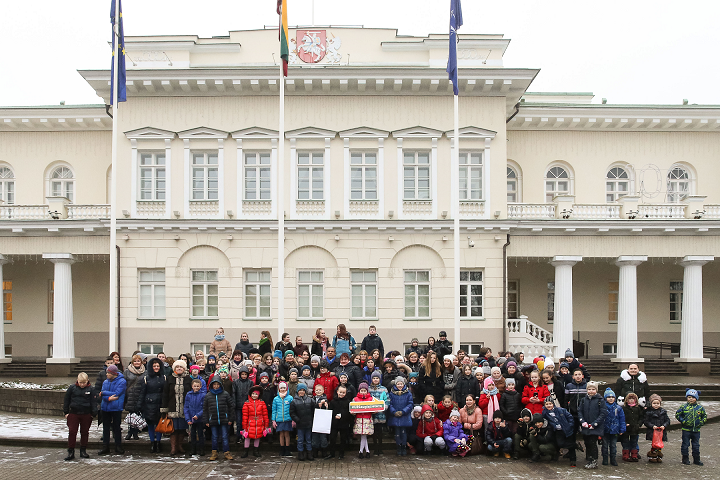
left=442, top=419, right=468, bottom=453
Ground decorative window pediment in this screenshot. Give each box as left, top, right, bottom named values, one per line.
left=285, top=127, right=336, bottom=139
left=338, top=127, right=390, bottom=139
left=124, top=127, right=176, bottom=140
left=392, top=126, right=443, bottom=139
left=177, top=126, right=229, bottom=140
left=444, top=126, right=497, bottom=140
left=231, top=127, right=279, bottom=139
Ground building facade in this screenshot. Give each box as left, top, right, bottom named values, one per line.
left=1, top=27, right=719, bottom=374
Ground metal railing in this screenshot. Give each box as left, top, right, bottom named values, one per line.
left=639, top=341, right=720, bottom=359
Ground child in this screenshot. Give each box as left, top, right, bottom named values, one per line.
left=675, top=388, right=707, bottom=466
left=621, top=392, right=643, bottom=462
left=521, top=370, right=549, bottom=415
left=422, top=394, right=437, bottom=414
left=353, top=383, right=375, bottom=458
left=257, top=372, right=277, bottom=444
left=311, top=384, right=329, bottom=458
left=387, top=376, right=414, bottom=456
left=478, top=377, right=502, bottom=428
left=542, top=397, right=575, bottom=466
left=271, top=382, right=294, bottom=457
left=485, top=410, right=512, bottom=458
left=644, top=393, right=670, bottom=463
left=416, top=404, right=445, bottom=455
left=363, top=359, right=378, bottom=385
left=209, top=327, right=233, bottom=358
left=408, top=372, right=421, bottom=404
left=407, top=405, right=423, bottom=454
left=315, top=361, right=339, bottom=401
left=443, top=409, right=469, bottom=457
left=513, top=408, right=534, bottom=459
left=499, top=378, right=522, bottom=433
left=326, top=384, right=353, bottom=459
left=368, top=371, right=389, bottom=456
left=287, top=368, right=300, bottom=397
left=232, top=365, right=252, bottom=444
left=602, top=388, right=625, bottom=466
left=289, top=383, right=314, bottom=460
left=299, top=365, right=315, bottom=392
left=337, top=372, right=357, bottom=398
left=189, top=365, right=207, bottom=394
left=203, top=377, right=235, bottom=461
left=564, top=368, right=587, bottom=455
left=241, top=385, right=270, bottom=458
left=184, top=379, right=205, bottom=456
left=578, top=381, right=607, bottom=469
left=437, top=394, right=456, bottom=423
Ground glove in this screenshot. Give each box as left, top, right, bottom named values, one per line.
left=395, top=411, right=403, bottom=417
left=242, top=430, right=249, bottom=438
left=262, top=428, right=271, bottom=437
left=291, top=421, right=296, bottom=428
left=581, top=422, right=589, bottom=428
left=519, top=439, right=527, bottom=447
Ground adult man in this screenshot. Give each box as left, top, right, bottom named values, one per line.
left=325, top=347, right=340, bottom=372
left=293, top=336, right=310, bottom=357
left=435, top=331, right=453, bottom=360
left=156, top=352, right=172, bottom=376
left=234, top=332, right=254, bottom=358
left=360, top=325, right=385, bottom=359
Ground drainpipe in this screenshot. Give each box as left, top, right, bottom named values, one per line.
left=502, top=234, right=511, bottom=352
left=116, top=245, right=121, bottom=356
left=506, top=102, right=521, bottom=124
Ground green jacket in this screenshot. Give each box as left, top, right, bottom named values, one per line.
left=675, top=402, right=707, bottom=432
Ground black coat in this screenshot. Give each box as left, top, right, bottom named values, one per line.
left=622, top=404, right=644, bottom=436
left=257, top=338, right=272, bottom=356
left=643, top=407, right=670, bottom=441
left=203, top=386, right=235, bottom=426
left=136, top=359, right=166, bottom=424
left=161, top=372, right=193, bottom=419
left=260, top=383, right=277, bottom=413
left=289, top=394, right=315, bottom=429
left=334, top=363, right=362, bottom=389
left=435, top=339, right=453, bottom=360
left=94, top=366, right=107, bottom=403
left=275, top=341, right=293, bottom=355
left=418, top=366, right=444, bottom=403
left=545, top=379, right=565, bottom=407
left=360, top=334, right=385, bottom=359
left=455, top=373, right=481, bottom=402
left=123, top=366, right=146, bottom=413
left=615, top=370, right=651, bottom=406
left=499, top=389, right=523, bottom=422
left=405, top=344, right=423, bottom=357
left=234, top=340, right=254, bottom=357
left=311, top=340, right=327, bottom=357
left=329, top=394, right=353, bottom=429
left=64, top=383, right=97, bottom=415
left=232, top=374, right=253, bottom=412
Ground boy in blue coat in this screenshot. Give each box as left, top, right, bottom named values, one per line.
left=542, top=397, right=576, bottom=466
left=675, top=388, right=707, bottom=466
left=578, top=381, right=607, bottom=469
left=601, top=388, right=625, bottom=466
left=98, top=364, right=126, bottom=455
left=185, top=379, right=205, bottom=456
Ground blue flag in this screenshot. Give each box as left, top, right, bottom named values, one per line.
left=446, top=0, right=463, bottom=96
left=110, top=0, right=127, bottom=104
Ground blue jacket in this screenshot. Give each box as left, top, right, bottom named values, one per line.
left=578, top=394, right=607, bottom=435
left=387, top=384, right=414, bottom=428
left=542, top=405, right=575, bottom=437
left=368, top=384, right=389, bottom=424
left=271, top=393, right=293, bottom=422
left=184, top=390, right=205, bottom=424
left=100, top=372, right=126, bottom=412
left=604, top=401, right=626, bottom=435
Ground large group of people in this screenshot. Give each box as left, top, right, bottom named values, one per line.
left=62, top=324, right=708, bottom=468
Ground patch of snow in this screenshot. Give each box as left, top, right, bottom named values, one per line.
left=0, top=381, right=69, bottom=390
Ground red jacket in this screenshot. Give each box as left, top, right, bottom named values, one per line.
left=353, top=392, right=374, bottom=420
left=416, top=404, right=444, bottom=438
left=477, top=391, right=503, bottom=416
left=315, top=371, right=339, bottom=401
left=437, top=402, right=455, bottom=423
left=242, top=397, right=269, bottom=439
left=521, top=383, right=550, bottom=415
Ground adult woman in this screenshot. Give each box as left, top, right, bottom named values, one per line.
left=490, top=367, right=507, bottom=394
left=311, top=328, right=328, bottom=357
left=194, top=350, right=206, bottom=367
left=137, top=357, right=167, bottom=453
left=503, top=361, right=525, bottom=393
left=521, top=370, right=550, bottom=415
left=418, top=352, right=444, bottom=404
left=110, top=351, right=124, bottom=373
left=541, top=368, right=564, bottom=407
left=178, top=353, right=192, bottom=368
left=63, top=372, right=96, bottom=460
left=274, top=333, right=293, bottom=355
left=161, top=360, right=193, bottom=456
left=123, top=354, right=146, bottom=440
left=258, top=330, right=273, bottom=356
left=424, top=337, right=436, bottom=355
left=387, top=376, right=414, bottom=456
left=615, top=363, right=650, bottom=407
left=406, top=351, right=422, bottom=373
left=358, top=350, right=369, bottom=369
left=442, top=355, right=461, bottom=402
left=332, top=324, right=356, bottom=356
left=459, top=393, right=483, bottom=444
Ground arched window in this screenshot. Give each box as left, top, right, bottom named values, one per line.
left=667, top=166, right=689, bottom=203
left=507, top=166, right=518, bottom=202
left=606, top=167, right=630, bottom=202
left=545, top=166, right=570, bottom=202
left=50, top=166, right=74, bottom=202
left=0, top=166, right=15, bottom=204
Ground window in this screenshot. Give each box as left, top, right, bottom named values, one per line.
left=2, top=280, right=11, bottom=324
left=545, top=166, right=570, bottom=202
left=507, top=166, right=518, bottom=202
left=245, top=270, right=271, bottom=319
left=460, top=271, right=483, bottom=318
left=191, top=270, right=219, bottom=318
left=0, top=166, right=15, bottom=204
left=139, top=270, right=166, bottom=319
left=547, top=281, right=555, bottom=323
left=603, top=343, right=617, bottom=355
left=351, top=270, right=377, bottom=319
left=403, top=151, right=431, bottom=200
left=4, top=345, right=10, bottom=357
left=191, top=152, right=219, bottom=200
left=667, top=166, right=689, bottom=203
left=606, top=167, right=629, bottom=202
left=47, top=281, right=53, bottom=324
left=298, top=271, right=323, bottom=319
left=608, top=281, right=619, bottom=324
left=459, top=152, right=483, bottom=200
left=350, top=152, right=377, bottom=200
left=139, top=343, right=164, bottom=355
left=459, top=344, right=485, bottom=356
left=404, top=270, right=430, bottom=319
left=139, top=152, right=166, bottom=200
left=297, top=152, right=324, bottom=200
left=50, top=166, right=74, bottom=202
left=191, top=343, right=211, bottom=356
left=670, top=281, right=683, bottom=324
left=244, top=153, right=271, bottom=200
left=507, top=280, right=519, bottom=319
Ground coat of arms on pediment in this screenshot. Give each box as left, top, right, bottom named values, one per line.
left=290, top=30, right=342, bottom=65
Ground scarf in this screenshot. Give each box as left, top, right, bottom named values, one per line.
left=128, top=364, right=145, bottom=376
left=259, top=337, right=269, bottom=347
left=482, top=385, right=500, bottom=418
left=215, top=334, right=225, bottom=341
left=465, top=402, right=476, bottom=416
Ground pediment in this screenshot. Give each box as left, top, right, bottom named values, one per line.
left=177, top=127, right=229, bottom=139
left=444, top=126, right=497, bottom=139
left=392, top=126, right=444, bottom=138
left=285, top=127, right=336, bottom=139
left=338, top=127, right=390, bottom=139
left=231, top=127, right=279, bottom=139
left=124, top=127, right=175, bottom=140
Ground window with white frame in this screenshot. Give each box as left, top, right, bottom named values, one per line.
left=670, top=281, right=683, bottom=324
left=459, top=344, right=485, bottom=356
left=350, top=152, right=377, bottom=200
left=545, top=166, right=570, bottom=202
left=139, top=270, right=166, bottom=319
left=245, top=270, right=271, bottom=319
left=0, top=166, right=15, bottom=204
left=606, top=167, right=630, bottom=202
left=507, top=280, right=519, bottom=319
left=191, top=152, right=219, bottom=200
left=298, top=271, right=323, bottom=319
left=297, top=152, right=324, bottom=200
left=351, top=270, right=377, bottom=319
left=191, top=343, right=211, bottom=356
left=191, top=270, right=219, bottom=318
left=507, top=166, right=518, bottom=203
left=667, top=166, right=690, bottom=203
left=460, top=271, right=483, bottom=318
left=459, top=152, right=483, bottom=200
left=139, top=152, right=166, bottom=200
left=244, top=153, right=271, bottom=200
left=608, top=281, right=619, bottom=324
left=547, top=280, right=555, bottom=323
left=50, top=166, right=74, bottom=202
left=403, top=151, right=431, bottom=200
left=139, top=343, right=164, bottom=355
left=404, top=270, right=430, bottom=319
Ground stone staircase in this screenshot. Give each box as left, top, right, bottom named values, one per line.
left=576, top=357, right=621, bottom=378
left=650, top=384, right=720, bottom=401
left=70, top=360, right=105, bottom=377
left=710, top=359, right=720, bottom=375
left=643, top=358, right=687, bottom=375
left=0, top=361, right=48, bottom=377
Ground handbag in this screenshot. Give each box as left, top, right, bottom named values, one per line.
left=651, top=429, right=664, bottom=450
left=469, top=430, right=484, bottom=455
left=156, top=416, right=174, bottom=435
left=125, top=412, right=147, bottom=430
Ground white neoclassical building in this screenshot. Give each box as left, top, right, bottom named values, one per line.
left=1, top=27, right=719, bottom=375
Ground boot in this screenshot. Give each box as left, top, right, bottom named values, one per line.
left=98, top=444, right=110, bottom=456
left=284, top=446, right=294, bottom=457
left=307, top=449, right=315, bottom=461
left=157, top=440, right=163, bottom=453
left=151, top=441, right=157, bottom=453
left=191, top=443, right=197, bottom=456
left=324, top=450, right=335, bottom=460
left=241, top=447, right=249, bottom=458
left=209, top=450, right=218, bottom=461
left=630, top=449, right=639, bottom=462
left=312, top=448, right=318, bottom=459
left=125, top=431, right=133, bottom=441
left=682, top=455, right=691, bottom=465
left=602, top=455, right=609, bottom=466
left=693, top=455, right=704, bottom=466
left=200, top=445, right=206, bottom=457
left=114, top=445, right=125, bottom=455
left=79, top=447, right=89, bottom=459
left=298, top=450, right=305, bottom=461
left=177, top=433, right=186, bottom=453
left=169, top=433, right=178, bottom=456
left=224, top=451, right=233, bottom=460
left=622, top=449, right=630, bottom=462
left=132, top=431, right=140, bottom=440
left=253, top=446, right=262, bottom=457
left=610, top=456, right=618, bottom=466
left=338, top=450, right=345, bottom=459
left=64, top=448, right=75, bottom=461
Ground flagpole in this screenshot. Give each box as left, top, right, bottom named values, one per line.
left=453, top=94, right=460, bottom=351
left=277, top=63, right=285, bottom=344
left=109, top=0, right=120, bottom=355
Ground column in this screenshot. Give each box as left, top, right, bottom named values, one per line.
left=0, top=255, right=9, bottom=363
left=676, top=256, right=713, bottom=375
left=613, top=256, right=647, bottom=363
left=43, top=253, right=79, bottom=373
left=550, top=256, right=582, bottom=359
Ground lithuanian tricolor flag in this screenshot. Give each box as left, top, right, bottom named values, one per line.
left=277, top=0, right=289, bottom=76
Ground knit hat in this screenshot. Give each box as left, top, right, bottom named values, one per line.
left=506, top=361, right=517, bottom=369
left=296, top=383, right=307, bottom=392
left=544, top=396, right=554, bottom=404
left=625, top=392, right=639, bottom=404
left=284, top=350, right=294, bottom=358
left=189, top=364, right=201, bottom=372
left=649, top=393, right=662, bottom=404
left=278, top=381, right=288, bottom=390
left=411, top=338, right=419, bottom=344
left=497, top=357, right=507, bottom=366
left=301, top=365, right=311, bottom=372
left=413, top=405, right=422, bottom=414
left=559, top=361, right=570, bottom=370
left=371, top=370, right=382, bottom=380
left=450, top=409, right=460, bottom=419
left=311, top=355, right=321, bottom=364
left=409, top=372, right=419, bottom=379
left=320, top=360, right=329, bottom=369
left=259, top=372, right=269, bottom=380
left=289, top=367, right=298, bottom=376
left=505, top=378, right=515, bottom=386
left=172, top=360, right=187, bottom=371
left=531, top=413, right=543, bottom=424
left=217, top=351, right=227, bottom=357
left=207, top=354, right=216, bottom=361
left=544, top=358, right=555, bottom=369
left=394, top=376, right=407, bottom=385
left=564, top=348, right=574, bottom=359
left=586, top=381, right=599, bottom=390
left=521, top=364, right=537, bottom=373
left=218, top=365, right=229, bottom=375
left=482, top=366, right=491, bottom=375
left=338, top=372, right=349, bottom=379
left=106, top=364, right=119, bottom=375
left=444, top=354, right=455, bottom=363
left=395, top=355, right=405, bottom=363
left=483, top=377, right=495, bottom=390
left=520, top=408, right=532, bottom=419
left=491, top=366, right=501, bottom=375
left=138, top=352, right=148, bottom=361
left=604, top=387, right=616, bottom=398
left=358, top=382, right=369, bottom=391
left=686, top=388, right=700, bottom=400
left=273, top=350, right=283, bottom=358
left=249, top=385, right=263, bottom=397
left=439, top=331, right=447, bottom=337
left=493, top=410, right=504, bottom=420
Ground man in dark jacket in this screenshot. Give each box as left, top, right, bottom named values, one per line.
left=435, top=331, right=453, bottom=361
left=325, top=347, right=340, bottom=371
left=289, top=383, right=314, bottom=460
left=203, top=377, right=235, bottom=460
left=360, top=325, right=385, bottom=359
left=234, top=332, right=254, bottom=358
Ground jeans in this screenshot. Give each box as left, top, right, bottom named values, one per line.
left=601, top=433, right=618, bottom=458
left=210, top=424, right=230, bottom=452
left=66, top=413, right=93, bottom=448
left=297, top=428, right=312, bottom=452
left=583, top=434, right=599, bottom=461
left=487, top=437, right=513, bottom=453
left=681, top=430, right=701, bottom=457
left=190, top=423, right=205, bottom=448
left=312, top=432, right=328, bottom=449
left=147, top=423, right=163, bottom=442
left=621, top=434, right=639, bottom=451
left=394, top=427, right=407, bottom=446
left=101, top=410, right=122, bottom=446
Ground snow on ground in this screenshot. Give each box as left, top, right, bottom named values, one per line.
left=0, top=381, right=69, bottom=390
left=0, top=412, right=104, bottom=441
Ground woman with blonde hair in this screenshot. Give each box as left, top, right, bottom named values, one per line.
left=63, top=372, right=96, bottom=460
left=124, top=354, right=146, bottom=440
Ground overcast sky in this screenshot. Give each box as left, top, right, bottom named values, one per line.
left=1, top=0, right=718, bottom=107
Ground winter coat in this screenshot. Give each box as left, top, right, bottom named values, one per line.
left=604, top=401, right=626, bottom=435
left=203, top=385, right=235, bottom=426
left=644, top=406, right=670, bottom=441
left=460, top=405, right=483, bottom=432
left=542, top=406, right=575, bottom=437
left=416, top=411, right=443, bottom=438
left=184, top=390, right=205, bottom=424
left=188, top=375, right=207, bottom=395
left=337, top=381, right=356, bottom=399
left=478, top=390, right=502, bottom=416
left=352, top=392, right=374, bottom=421
left=455, top=373, right=481, bottom=402
left=368, top=384, right=389, bottom=424
left=94, top=366, right=108, bottom=402
left=315, top=371, right=339, bottom=401
left=325, top=355, right=340, bottom=372
left=100, top=372, right=127, bottom=412
left=310, top=338, right=327, bottom=357
left=332, top=334, right=356, bottom=356
left=418, top=365, right=445, bottom=403
left=228, top=361, right=245, bottom=382
left=443, top=419, right=468, bottom=452
left=209, top=338, right=233, bottom=357
left=361, top=334, right=385, bottom=359
left=405, top=344, right=423, bottom=357
left=578, top=394, right=607, bottom=435
left=387, top=384, right=414, bottom=428
left=334, top=363, right=362, bottom=389
left=566, top=358, right=590, bottom=381
left=329, top=394, right=354, bottom=429
left=299, top=375, right=315, bottom=392
left=161, top=372, right=193, bottom=419
left=259, top=382, right=277, bottom=411
left=257, top=338, right=272, bottom=356
left=442, top=367, right=461, bottom=401
left=287, top=380, right=300, bottom=398
left=381, top=364, right=401, bottom=391
left=485, top=421, right=511, bottom=444
left=234, top=340, right=254, bottom=358
left=274, top=341, right=293, bottom=356
left=271, top=393, right=293, bottom=423
left=123, top=365, right=146, bottom=413
left=435, top=339, right=453, bottom=360
left=622, top=403, right=644, bottom=436
left=136, top=359, right=166, bottom=424
left=564, top=379, right=587, bottom=416
left=232, top=368, right=253, bottom=411
left=293, top=343, right=309, bottom=357
left=278, top=359, right=296, bottom=382
left=243, top=397, right=270, bottom=438
left=544, top=379, right=565, bottom=407
left=675, top=402, right=707, bottom=432
left=503, top=371, right=526, bottom=393
left=615, top=370, right=651, bottom=407
left=63, top=383, right=97, bottom=416
left=521, top=383, right=550, bottom=415
left=499, top=389, right=523, bottom=422
left=289, top=394, right=315, bottom=429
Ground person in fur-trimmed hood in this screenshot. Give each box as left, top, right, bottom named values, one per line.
left=615, top=363, right=650, bottom=407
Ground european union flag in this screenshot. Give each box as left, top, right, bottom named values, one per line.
left=110, top=0, right=127, bottom=104
left=446, top=0, right=463, bottom=96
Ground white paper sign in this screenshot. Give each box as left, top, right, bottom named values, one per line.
left=312, top=408, right=333, bottom=434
